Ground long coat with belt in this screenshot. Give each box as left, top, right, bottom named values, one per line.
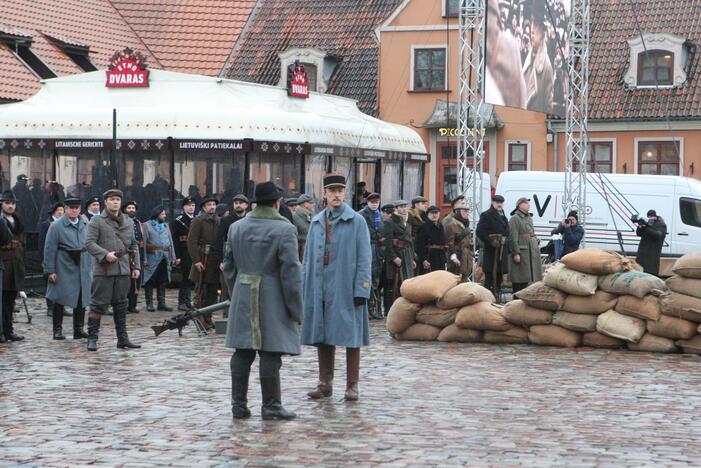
left=142, top=219, right=175, bottom=284
left=475, top=206, right=509, bottom=274
left=382, top=213, right=415, bottom=281
left=507, top=209, right=543, bottom=284
left=635, top=217, right=667, bottom=276
left=301, top=203, right=372, bottom=348
left=415, top=219, right=447, bottom=274
left=85, top=211, right=140, bottom=277
left=1, top=215, right=26, bottom=291
left=223, top=206, right=302, bottom=355
left=43, top=214, right=92, bottom=308
left=187, top=213, right=220, bottom=284
left=445, top=215, right=474, bottom=280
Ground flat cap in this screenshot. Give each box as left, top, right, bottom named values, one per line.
left=297, top=194, right=313, bottom=204
left=394, top=199, right=409, bottom=207
left=102, top=189, right=123, bottom=200
left=232, top=194, right=250, bottom=204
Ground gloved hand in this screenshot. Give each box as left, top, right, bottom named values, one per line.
left=354, top=297, right=367, bottom=307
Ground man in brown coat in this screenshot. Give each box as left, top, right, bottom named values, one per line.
left=445, top=202, right=474, bottom=282
left=187, top=196, right=220, bottom=329
left=0, top=191, right=25, bottom=342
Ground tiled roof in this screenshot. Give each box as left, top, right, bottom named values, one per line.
left=589, top=0, right=701, bottom=120
left=0, top=0, right=162, bottom=101
left=223, top=0, right=403, bottom=116
left=109, top=0, right=256, bottom=76
left=0, top=43, right=40, bottom=101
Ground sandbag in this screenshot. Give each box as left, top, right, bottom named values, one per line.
left=582, top=331, right=626, bottom=349
left=437, top=325, right=482, bottom=343
left=598, top=271, right=666, bottom=298
left=416, top=305, right=458, bottom=328
left=501, top=300, right=553, bottom=327
left=386, top=298, right=421, bottom=335
left=552, top=311, right=598, bottom=332
left=666, top=275, right=701, bottom=300
left=483, top=327, right=530, bottom=344
left=646, top=315, right=697, bottom=340
left=400, top=271, right=460, bottom=304
left=671, top=252, right=701, bottom=279
left=660, top=291, right=701, bottom=322
left=543, top=263, right=598, bottom=296
left=628, top=334, right=679, bottom=353
left=395, top=323, right=442, bottom=341
left=562, top=290, right=618, bottom=315
left=514, top=282, right=566, bottom=311
left=596, top=310, right=646, bottom=343
left=675, top=335, right=701, bottom=354
left=561, top=249, right=639, bottom=275
left=455, top=302, right=510, bottom=331
left=528, top=325, right=582, bottom=348
left=437, top=282, right=495, bottom=309
left=615, top=295, right=661, bottom=321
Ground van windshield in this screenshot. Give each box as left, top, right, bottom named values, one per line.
left=680, top=197, right=701, bottom=227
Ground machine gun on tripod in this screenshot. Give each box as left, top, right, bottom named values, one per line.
left=151, top=300, right=230, bottom=337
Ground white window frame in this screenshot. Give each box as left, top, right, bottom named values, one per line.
left=410, top=44, right=447, bottom=92
left=504, top=140, right=531, bottom=172
left=624, top=33, right=687, bottom=89
left=586, top=138, right=617, bottom=174
left=442, top=0, right=459, bottom=17
left=634, top=136, right=684, bottom=175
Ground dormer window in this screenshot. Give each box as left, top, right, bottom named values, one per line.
left=624, top=33, right=688, bottom=88
left=637, top=50, right=673, bottom=86
left=277, top=48, right=339, bottom=94
left=0, top=33, right=57, bottom=79
left=44, top=34, right=97, bottom=72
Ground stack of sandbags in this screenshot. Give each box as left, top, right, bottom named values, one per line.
left=661, top=253, right=701, bottom=354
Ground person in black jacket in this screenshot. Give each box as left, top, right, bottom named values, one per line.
left=552, top=210, right=584, bottom=259
left=215, top=194, right=249, bottom=301
left=415, top=206, right=447, bottom=274
left=358, top=193, right=383, bottom=319
left=635, top=209, right=667, bottom=276
left=0, top=211, right=13, bottom=343
left=172, top=197, right=196, bottom=310
left=475, top=195, right=509, bottom=297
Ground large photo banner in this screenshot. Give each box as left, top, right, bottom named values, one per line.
left=485, top=0, right=570, bottom=116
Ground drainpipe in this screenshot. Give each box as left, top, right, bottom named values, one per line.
left=547, top=120, right=559, bottom=172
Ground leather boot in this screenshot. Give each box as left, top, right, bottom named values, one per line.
left=261, top=376, right=296, bottom=421
left=307, top=345, right=335, bottom=399
left=144, top=285, right=155, bottom=312
left=383, top=288, right=394, bottom=317
left=230, top=363, right=252, bottom=419
left=345, top=348, right=360, bottom=401
left=86, top=316, right=100, bottom=351
left=73, top=308, right=89, bottom=339
left=52, top=303, right=65, bottom=340
left=157, top=284, right=173, bottom=311
left=115, top=306, right=141, bottom=349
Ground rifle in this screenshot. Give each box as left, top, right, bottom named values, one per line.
left=152, top=300, right=230, bottom=337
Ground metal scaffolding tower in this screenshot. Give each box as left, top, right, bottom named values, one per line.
left=457, top=0, right=486, bottom=257
left=563, top=0, right=591, bottom=233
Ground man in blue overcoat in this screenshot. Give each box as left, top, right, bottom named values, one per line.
left=301, top=173, right=372, bottom=401
left=43, top=197, right=91, bottom=340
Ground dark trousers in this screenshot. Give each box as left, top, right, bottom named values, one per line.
left=2, top=290, right=17, bottom=337
left=230, top=349, right=282, bottom=380
left=178, top=261, right=193, bottom=306
left=128, top=270, right=141, bottom=311
left=484, top=270, right=504, bottom=295
left=512, top=282, right=528, bottom=294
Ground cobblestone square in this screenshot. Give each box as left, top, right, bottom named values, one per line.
left=1, top=294, right=700, bottom=467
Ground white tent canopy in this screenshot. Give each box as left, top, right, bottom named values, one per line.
left=0, top=69, right=426, bottom=155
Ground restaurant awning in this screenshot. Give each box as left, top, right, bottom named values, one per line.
left=0, top=69, right=426, bottom=155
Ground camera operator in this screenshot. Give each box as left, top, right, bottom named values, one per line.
left=552, top=210, right=584, bottom=260
left=634, top=209, right=667, bottom=276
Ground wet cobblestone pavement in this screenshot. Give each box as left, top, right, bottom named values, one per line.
left=1, top=293, right=701, bottom=467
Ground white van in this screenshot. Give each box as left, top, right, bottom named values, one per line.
left=495, top=171, right=701, bottom=259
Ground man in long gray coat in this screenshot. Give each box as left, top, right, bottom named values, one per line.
left=508, top=197, right=543, bottom=293
left=85, top=189, right=141, bottom=351
left=43, top=197, right=91, bottom=340
left=223, top=181, right=302, bottom=421
left=301, top=173, right=372, bottom=402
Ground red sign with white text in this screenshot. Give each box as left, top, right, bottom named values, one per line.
left=286, top=61, right=309, bottom=99
left=106, top=48, right=149, bottom=88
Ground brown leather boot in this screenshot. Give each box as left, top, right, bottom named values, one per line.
left=307, top=344, right=335, bottom=399
left=345, top=348, right=360, bottom=401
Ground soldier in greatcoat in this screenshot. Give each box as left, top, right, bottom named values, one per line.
left=445, top=202, right=474, bottom=282
left=415, top=205, right=447, bottom=274
left=407, top=196, right=428, bottom=246
left=223, top=181, right=302, bottom=421
left=476, top=195, right=510, bottom=297
left=142, top=206, right=177, bottom=312
left=214, top=194, right=248, bottom=302
left=508, top=197, right=543, bottom=293
left=302, top=173, right=372, bottom=402
left=122, top=200, right=145, bottom=313
left=84, top=189, right=141, bottom=351
left=0, top=191, right=20, bottom=342
left=358, top=193, right=384, bottom=319
left=187, top=196, right=220, bottom=329
left=172, top=197, right=196, bottom=310
left=381, top=199, right=415, bottom=312
left=43, top=197, right=91, bottom=340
